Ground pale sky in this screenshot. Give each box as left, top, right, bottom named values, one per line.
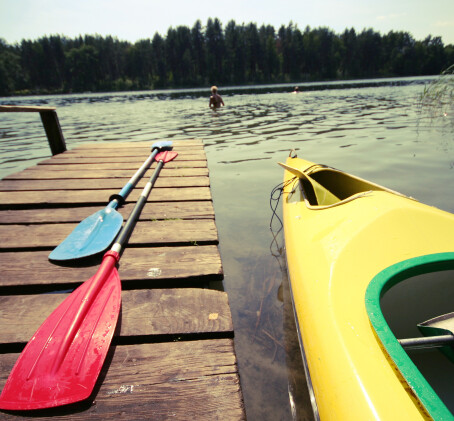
left=1, top=0, right=453, bottom=45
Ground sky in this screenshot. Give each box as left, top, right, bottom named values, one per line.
left=1, top=0, right=454, bottom=45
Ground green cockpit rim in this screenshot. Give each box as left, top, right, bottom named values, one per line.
left=365, top=252, right=454, bottom=420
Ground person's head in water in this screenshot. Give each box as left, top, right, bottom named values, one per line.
left=209, top=85, right=224, bottom=109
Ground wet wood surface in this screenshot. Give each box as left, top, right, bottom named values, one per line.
left=0, top=139, right=245, bottom=420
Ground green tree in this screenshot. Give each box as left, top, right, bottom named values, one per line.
left=0, top=40, right=23, bottom=95
left=244, top=23, right=261, bottom=81
left=127, top=39, right=153, bottom=89
left=205, top=18, right=225, bottom=83
left=224, top=20, right=246, bottom=84
left=175, top=26, right=194, bottom=86
left=0, top=19, right=452, bottom=95
left=422, top=36, right=446, bottom=75
left=259, top=25, right=279, bottom=82
left=65, top=44, right=99, bottom=91
left=151, top=32, right=167, bottom=87
left=383, top=31, right=417, bottom=76
left=340, top=28, right=360, bottom=79
left=191, top=20, right=206, bottom=85
left=357, top=29, right=383, bottom=77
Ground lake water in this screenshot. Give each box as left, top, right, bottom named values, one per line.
left=1, top=77, right=453, bottom=420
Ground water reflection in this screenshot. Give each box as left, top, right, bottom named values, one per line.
left=271, top=221, right=315, bottom=421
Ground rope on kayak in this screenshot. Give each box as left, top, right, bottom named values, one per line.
left=269, top=177, right=296, bottom=234
left=270, top=177, right=296, bottom=259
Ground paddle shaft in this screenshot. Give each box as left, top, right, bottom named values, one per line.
left=53, top=157, right=169, bottom=362
left=399, top=334, right=454, bottom=350
left=54, top=154, right=173, bottom=370
left=50, top=251, right=119, bottom=375
left=112, top=157, right=166, bottom=254
left=108, top=141, right=171, bottom=209
left=39, top=156, right=171, bottom=386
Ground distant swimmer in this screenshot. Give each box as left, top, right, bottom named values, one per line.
left=292, top=86, right=300, bottom=94
left=209, top=86, right=225, bottom=109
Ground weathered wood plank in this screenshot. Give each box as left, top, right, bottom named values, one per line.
left=0, top=245, right=222, bottom=287
left=0, top=219, right=218, bottom=249
left=0, top=105, right=56, bottom=112
left=0, top=187, right=211, bottom=206
left=3, top=166, right=209, bottom=180
left=0, top=340, right=245, bottom=420
left=0, top=140, right=245, bottom=419
left=0, top=202, right=214, bottom=224
left=22, top=160, right=207, bottom=170
left=0, top=288, right=232, bottom=345
left=0, top=176, right=209, bottom=191
left=73, top=139, right=204, bottom=149
left=38, top=151, right=206, bottom=163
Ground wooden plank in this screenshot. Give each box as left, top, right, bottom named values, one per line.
left=0, top=245, right=222, bottom=287
left=21, top=160, right=207, bottom=170
left=59, top=142, right=204, bottom=150
left=4, top=167, right=209, bottom=180
left=0, top=219, right=218, bottom=249
left=0, top=176, right=210, bottom=191
left=73, top=139, right=204, bottom=149
left=0, top=288, right=232, bottom=345
left=0, top=140, right=245, bottom=419
left=38, top=151, right=206, bottom=163
left=0, top=105, right=56, bottom=112
left=0, top=340, right=245, bottom=420
left=62, top=145, right=205, bottom=156
left=0, top=187, right=211, bottom=206
left=0, top=202, right=214, bottom=224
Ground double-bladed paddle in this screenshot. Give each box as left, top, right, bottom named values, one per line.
left=49, top=140, right=172, bottom=261
left=399, top=312, right=454, bottom=355
left=0, top=150, right=178, bottom=411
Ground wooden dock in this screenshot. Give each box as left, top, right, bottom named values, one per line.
left=0, top=140, right=245, bottom=420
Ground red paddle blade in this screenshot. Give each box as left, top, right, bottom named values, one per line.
left=0, top=252, right=121, bottom=410
left=155, top=150, right=178, bottom=163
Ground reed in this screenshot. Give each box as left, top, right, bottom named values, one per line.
left=419, top=64, right=454, bottom=117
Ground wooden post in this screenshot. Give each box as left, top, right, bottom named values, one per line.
left=39, top=110, right=67, bottom=155
left=0, top=105, right=67, bottom=155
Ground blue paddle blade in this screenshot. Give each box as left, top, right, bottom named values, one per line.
left=153, top=140, right=172, bottom=149
left=49, top=207, right=123, bottom=261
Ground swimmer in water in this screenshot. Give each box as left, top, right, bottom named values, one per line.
left=209, top=86, right=225, bottom=109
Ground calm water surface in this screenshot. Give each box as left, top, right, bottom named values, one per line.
left=1, top=78, right=453, bottom=420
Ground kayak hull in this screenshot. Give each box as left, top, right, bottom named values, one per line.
left=281, top=155, right=454, bottom=420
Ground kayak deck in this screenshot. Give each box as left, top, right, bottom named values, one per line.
left=0, top=140, right=245, bottom=419
left=282, top=154, right=454, bottom=420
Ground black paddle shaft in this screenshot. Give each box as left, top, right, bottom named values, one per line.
left=111, top=159, right=165, bottom=254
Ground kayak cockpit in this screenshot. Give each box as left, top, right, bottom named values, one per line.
left=366, top=253, right=454, bottom=420
left=280, top=157, right=406, bottom=208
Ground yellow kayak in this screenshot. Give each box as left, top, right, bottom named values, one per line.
left=280, top=152, right=454, bottom=420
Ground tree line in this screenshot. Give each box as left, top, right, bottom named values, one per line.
left=0, top=18, right=453, bottom=96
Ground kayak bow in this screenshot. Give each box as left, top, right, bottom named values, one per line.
left=280, top=153, right=454, bottom=420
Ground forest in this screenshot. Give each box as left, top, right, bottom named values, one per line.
left=0, top=18, right=453, bottom=96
